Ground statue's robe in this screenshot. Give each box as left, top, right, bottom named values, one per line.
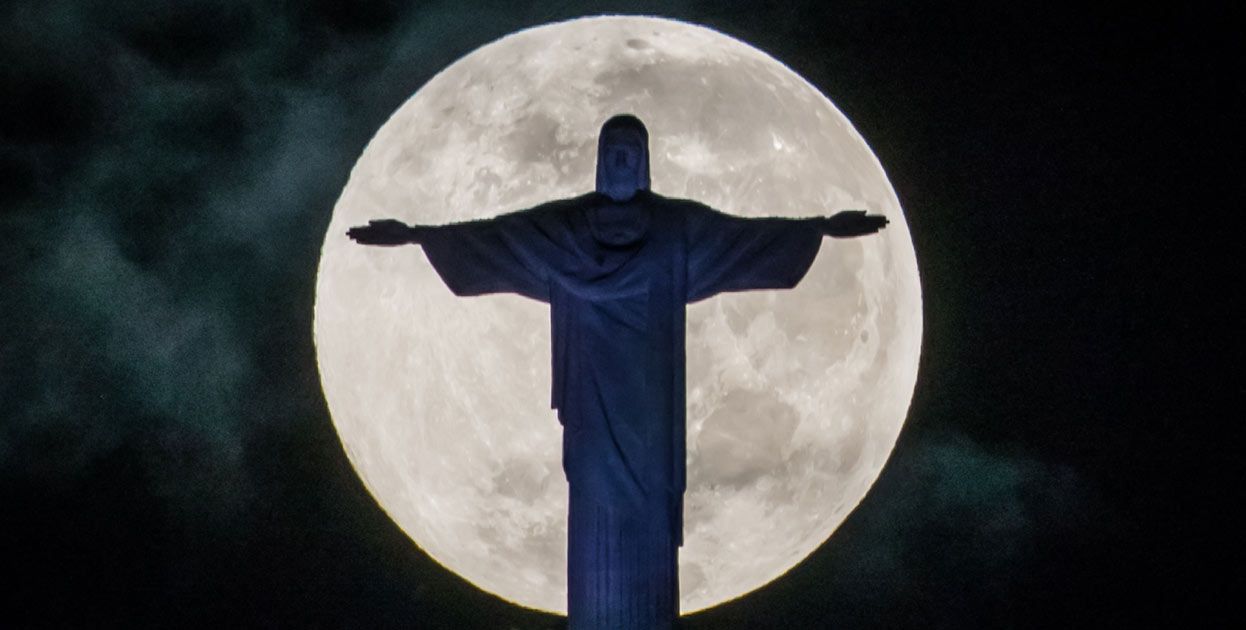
left=418, top=188, right=824, bottom=629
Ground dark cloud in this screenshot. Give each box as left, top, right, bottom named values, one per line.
left=840, top=436, right=1092, bottom=590
left=2, top=1, right=354, bottom=486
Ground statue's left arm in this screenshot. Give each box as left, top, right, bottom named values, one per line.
left=685, top=204, right=887, bottom=303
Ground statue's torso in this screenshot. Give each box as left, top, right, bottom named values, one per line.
left=552, top=191, right=685, bottom=512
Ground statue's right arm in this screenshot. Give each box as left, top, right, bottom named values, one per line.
left=346, top=219, right=429, bottom=247
left=346, top=210, right=559, bottom=302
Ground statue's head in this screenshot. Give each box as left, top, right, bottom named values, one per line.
left=595, top=114, right=650, bottom=202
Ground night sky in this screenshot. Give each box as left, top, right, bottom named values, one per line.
left=1, top=1, right=1234, bottom=628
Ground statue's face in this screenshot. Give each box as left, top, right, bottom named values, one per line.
left=597, top=127, right=647, bottom=201
left=606, top=135, right=642, bottom=172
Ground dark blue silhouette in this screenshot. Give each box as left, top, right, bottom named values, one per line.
left=348, top=114, right=887, bottom=629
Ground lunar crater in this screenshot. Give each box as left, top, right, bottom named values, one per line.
left=693, top=388, right=800, bottom=488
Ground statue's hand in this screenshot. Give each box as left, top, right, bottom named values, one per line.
left=822, top=210, right=889, bottom=238
left=347, top=219, right=418, bottom=246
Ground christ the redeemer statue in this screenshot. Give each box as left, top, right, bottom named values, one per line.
left=347, top=114, right=886, bottom=629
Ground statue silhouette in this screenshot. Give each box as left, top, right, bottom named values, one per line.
left=348, top=114, right=887, bottom=629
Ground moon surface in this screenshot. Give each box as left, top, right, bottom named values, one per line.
left=314, top=16, right=921, bottom=615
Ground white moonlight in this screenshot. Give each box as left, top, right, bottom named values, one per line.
left=314, top=15, right=921, bottom=616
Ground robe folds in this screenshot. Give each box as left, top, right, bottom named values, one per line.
left=418, top=188, right=823, bottom=627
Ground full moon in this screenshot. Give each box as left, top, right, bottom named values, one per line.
left=314, top=16, right=921, bottom=615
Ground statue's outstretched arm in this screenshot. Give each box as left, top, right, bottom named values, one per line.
left=817, top=210, right=889, bottom=238
left=346, top=219, right=429, bottom=246
left=346, top=211, right=560, bottom=302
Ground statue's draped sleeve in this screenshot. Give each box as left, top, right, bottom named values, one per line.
left=684, top=203, right=825, bottom=303
left=417, top=204, right=578, bottom=303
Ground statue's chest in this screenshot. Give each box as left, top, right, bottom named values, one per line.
left=564, top=202, right=674, bottom=299
left=587, top=201, right=650, bottom=247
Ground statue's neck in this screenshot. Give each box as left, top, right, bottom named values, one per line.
left=601, top=187, right=638, bottom=202
left=587, top=192, right=649, bottom=247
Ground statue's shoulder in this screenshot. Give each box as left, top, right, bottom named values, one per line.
left=508, top=190, right=714, bottom=222
left=496, top=192, right=600, bottom=223
left=643, top=191, right=715, bottom=219
left=545, top=191, right=604, bottom=210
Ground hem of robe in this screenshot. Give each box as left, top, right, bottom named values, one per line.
left=781, top=226, right=825, bottom=290
left=420, top=225, right=501, bottom=298
left=567, top=487, right=678, bottom=630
